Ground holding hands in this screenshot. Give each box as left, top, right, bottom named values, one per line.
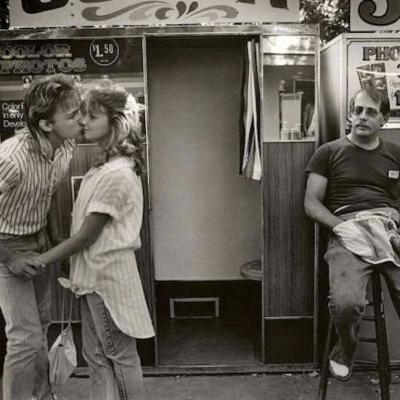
left=7, top=254, right=46, bottom=278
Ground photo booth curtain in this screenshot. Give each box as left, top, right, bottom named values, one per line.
left=240, top=39, right=262, bottom=181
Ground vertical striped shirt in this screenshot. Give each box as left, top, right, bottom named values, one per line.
left=67, top=156, right=154, bottom=339
left=0, top=128, right=75, bottom=234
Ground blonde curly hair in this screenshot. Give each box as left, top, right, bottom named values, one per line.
left=82, top=79, right=146, bottom=175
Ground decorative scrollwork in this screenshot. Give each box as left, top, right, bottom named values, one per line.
left=82, top=1, right=239, bottom=22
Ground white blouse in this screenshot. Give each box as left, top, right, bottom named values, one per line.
left=67, top=156, right=154, bottom=339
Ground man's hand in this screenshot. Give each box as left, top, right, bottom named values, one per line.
left=7, top=257, right=43, bottom=278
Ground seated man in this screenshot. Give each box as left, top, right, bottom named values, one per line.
left=304, top=87, right=400, bottom=381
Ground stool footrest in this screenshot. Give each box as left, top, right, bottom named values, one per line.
left=355, top=359, right=378, bottom=366
left=359, top=337, right=377, bottom=343
left=362, top=315, right=375, bottom=321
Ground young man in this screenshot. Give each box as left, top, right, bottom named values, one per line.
left=305, top=87, right=400, bottom=381
left=0, top=74, right=82, bottom=400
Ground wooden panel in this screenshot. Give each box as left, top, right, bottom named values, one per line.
left=264, top=318, right=314, bottom=363
left=263, top=142, right=315, bottom=316
left=136, top=175, right=155, bottom=315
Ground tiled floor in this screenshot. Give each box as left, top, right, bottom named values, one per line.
left=158, top=317, right=261, bottom=365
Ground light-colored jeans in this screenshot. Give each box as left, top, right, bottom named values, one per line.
left=81, top=292, right=144, bottom=400
left=325, top=235, right=400, bottom=356
left=0, top=230, right=52, bottom=400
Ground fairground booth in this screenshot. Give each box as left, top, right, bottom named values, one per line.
left=0, top=0, right=320, bottom=374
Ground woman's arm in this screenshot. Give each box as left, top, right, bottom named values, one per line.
left=36, top=212, right=111, bottom=266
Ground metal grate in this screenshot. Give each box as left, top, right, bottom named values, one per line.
left=169, top=297, right=220, bottom=319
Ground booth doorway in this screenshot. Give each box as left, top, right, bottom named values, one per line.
left=147, top=36, right=263, bottom=366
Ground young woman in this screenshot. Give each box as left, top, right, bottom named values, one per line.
left=36, top=80, right=154, bottom=400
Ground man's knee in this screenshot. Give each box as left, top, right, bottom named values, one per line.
left=329, top=294, right=366, bottom=320
left=6, top=324, right=43, bottom=361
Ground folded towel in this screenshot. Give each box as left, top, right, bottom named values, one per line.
left=333, top=208, right=400, bottom=267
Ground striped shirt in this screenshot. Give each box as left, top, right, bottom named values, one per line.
left=0, top=129, right=75, bottom=235
left=67, top=156, right=154, bottom=339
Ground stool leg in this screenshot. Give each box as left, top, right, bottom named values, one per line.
left=371, top=272, right=391, bottom=400
left=318, top=318, right=333, bottom=400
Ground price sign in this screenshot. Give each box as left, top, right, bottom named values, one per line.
left=89, top=39, right=119, bottom=66
left=351, top=0, right=400, bottom=32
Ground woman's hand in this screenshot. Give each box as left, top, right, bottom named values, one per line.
left=8, top=256, right=43, bottom=278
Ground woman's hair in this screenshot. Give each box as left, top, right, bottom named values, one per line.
left=83, top=79, right=146, bottom=175
left=23, top=74, right=81, bottom=141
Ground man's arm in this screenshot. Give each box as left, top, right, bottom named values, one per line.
left=304, top=172, right=343, bottom=230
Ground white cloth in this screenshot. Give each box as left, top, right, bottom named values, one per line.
left=333, top=208, right=400, bottom=267
left=242, top=40, right=262, bottom=181
left=64, top=156, right=154, bottom=339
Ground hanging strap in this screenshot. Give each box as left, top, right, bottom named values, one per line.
left=60, top=288, right=74, bottom=331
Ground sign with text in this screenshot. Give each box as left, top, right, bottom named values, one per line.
left=10, top=0, right=299, bottom=27
left=0, top=100, right=25, bottom=141
left=0, top=38, right=142, bottom=75
left=0, top=37, right=144, bottom=141
left=347, top=40, right=400, bottom=123
left=350, top=0, right=400, bottom=31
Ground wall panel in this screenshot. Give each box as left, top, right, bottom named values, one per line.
left=263, top=142, right=315, bottom=316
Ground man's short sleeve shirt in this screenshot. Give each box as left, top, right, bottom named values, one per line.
left=0, top=131, right=74, bottom=234
left=306, top=136, right=400, bottom=214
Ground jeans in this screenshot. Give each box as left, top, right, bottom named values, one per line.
left=0, top=230, right=52, bottom=400
left=81, top=292, right=144, bottom=400
left=325, top=235, right=400, bottom=356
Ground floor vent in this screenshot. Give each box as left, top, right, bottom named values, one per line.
left=169, top=297, right=220, bottom=319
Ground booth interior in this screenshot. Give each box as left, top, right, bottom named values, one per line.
left=0, top=25, right=318, bottom=372
left=147, top=35, right=263, bottom=366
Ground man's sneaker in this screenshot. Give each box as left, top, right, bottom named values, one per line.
left=329, top=340, right=354, bottom=381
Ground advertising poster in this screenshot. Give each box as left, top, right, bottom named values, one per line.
left=347, top=40, right=400, bottom=124
left=0, top=99, right=24, bottom=141
left=0, top=37, right=144, bottom=141
left=0, top=35, right=150, bottom=333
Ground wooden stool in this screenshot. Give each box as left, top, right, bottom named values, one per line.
left=318, top=271, right=391, bottom=400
